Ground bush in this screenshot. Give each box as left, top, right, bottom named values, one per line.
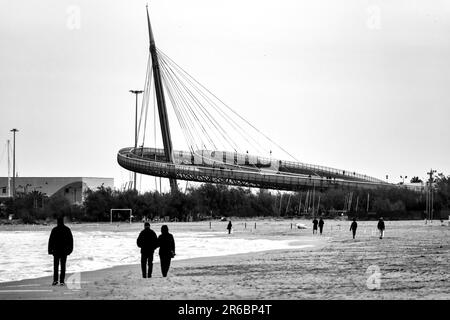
left=17, top=209, right=36, bottom=224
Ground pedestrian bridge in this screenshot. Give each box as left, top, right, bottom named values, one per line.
left=118, top=147, right=391, bottom=191
left=117, top=7, right=418, bottom=193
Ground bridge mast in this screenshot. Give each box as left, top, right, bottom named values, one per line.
left=146, top=5, right=178, bottom=192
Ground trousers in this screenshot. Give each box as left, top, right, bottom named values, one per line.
left=53, top=255, right=67, bottom=283
left=160, top=256, right=172, bottom=277
left=141, top=253, right=154, bottom=278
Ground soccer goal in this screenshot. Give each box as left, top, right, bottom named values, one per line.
left=110, top=208, right=133, bottom=224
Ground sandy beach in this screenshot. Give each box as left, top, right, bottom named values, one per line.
left=0, top=219, right=448, bottom=299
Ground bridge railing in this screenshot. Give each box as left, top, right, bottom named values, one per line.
left=126, top=147, right=384, bottom=183
left=118, top=148, right=390, bottom=191
left=279, top=159, right=384, bottom=183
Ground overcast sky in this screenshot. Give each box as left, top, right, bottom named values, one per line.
left=1, top=0, right=449, bottom=192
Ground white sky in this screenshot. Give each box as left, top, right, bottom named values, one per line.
left=1, top=0, right=449, bottom=192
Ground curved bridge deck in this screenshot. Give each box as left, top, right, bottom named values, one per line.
left=118, top=147, right=394, bottom=191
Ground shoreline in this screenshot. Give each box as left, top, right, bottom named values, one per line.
left=0, top=239, right=326, bottom=300
left=0, top=241, right=317, bottom=286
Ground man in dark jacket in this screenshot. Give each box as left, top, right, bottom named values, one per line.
left=137, top=222, right=158, bottom=278
left=312, top=218, right=318, bottom=234
left=158, top=225, right=175, bottom=277
left=227, top=221, right=232, bottom=234
left=377, top=217, right=385, bottom=239
left=48, top=216, right=73, bottom=286
left=350, top=218, right=358, bottom=239
left=318, top=218, right=325, bottom=235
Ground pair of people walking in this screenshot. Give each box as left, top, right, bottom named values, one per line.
left=137, top=223, right=176, bottom=278
left=349, top=217, right=385, bottom=239
left=312, top=218, right=324, bottom=235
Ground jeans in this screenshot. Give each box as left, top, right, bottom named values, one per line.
left=352, top=230, right=356, bottom=239
left=53, top=255, right=67, bottom=283
left=160, top=256, right=172, bottom=277
left=141, top=253, right=154, bottom=278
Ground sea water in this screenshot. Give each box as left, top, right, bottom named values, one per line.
left=0, top=230, right=310, bottom=283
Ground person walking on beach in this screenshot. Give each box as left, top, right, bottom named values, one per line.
left=158, top=225, right=176, bottom=277
left=377, top=217, right=385, bottom=239
left=48, top=216, right=73, bottom=286
left=227, top=221, right=232, bottom=234
left=350, top=218, right=358, bottom=239
left=137, top=222, right=158, bottom=278
left=312, top=218, right=318, bottom=234
left=318, top=218, right=324, bottom=235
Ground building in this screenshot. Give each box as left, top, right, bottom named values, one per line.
left=0, top=177, right=114, bottom=204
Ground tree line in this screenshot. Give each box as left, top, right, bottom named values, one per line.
left=1, top=174, right=449, bottom=223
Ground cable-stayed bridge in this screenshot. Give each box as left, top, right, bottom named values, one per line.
left=117, top=6, right=395, bottom=193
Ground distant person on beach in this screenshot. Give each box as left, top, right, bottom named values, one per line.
left=227, top=221, right=232, bottom=234
left=48, top=216, right=73, bottom=286
left=377, top=217, right=385, bottom=239
left=158, top=225, right=176, bottom=277
left=312, top=218, right=318, bottom=234
left=350, top=218, right=358, bottom=239
left=137, top=222, right=158, bottom=278
left=318, top=218, right=324, bottom=235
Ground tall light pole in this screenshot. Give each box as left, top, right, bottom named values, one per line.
left=426, top=169, right=436, bottom=222
left=7, top=139, right=11, bottom=197
left=129, top=90, right=143, bottom=191
left=10, top=129, right=18, bottom=199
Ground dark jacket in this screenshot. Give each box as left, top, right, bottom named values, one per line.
left=318, top=219, right=324, bottom=227
left=312, top=219, right=318, bottom=228
left=377, top=220, right=385, bottom=230
left=227, top=222, right=232, bottom=230
left=158, top=232, right=175, bottom=258
left=350, top=221, right=358, bottom=231
left=48, top=225, right=73, bottom=256
left=137, top=228, right=158, bottom=255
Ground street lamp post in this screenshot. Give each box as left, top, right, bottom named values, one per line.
left=129, top=90, right=143, bottom=192
left=426, top=169, right=437, bottom=222
left=10, top=129, right=18, bottom=199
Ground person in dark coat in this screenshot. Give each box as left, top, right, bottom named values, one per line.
left=157, top=225, right=175, bottom=277
left=350, top=218, right=358, bottom=239
left=48, top=216, right=73, bottom=286
left=312, top=218, right=318, bottom=234
left=318, top=218, right=324, bottom=235
left=227, top=221, right=232, bottom=234
left=137, top=222, right=158, bottom=278
left=377, top=217, right=385, bottom=239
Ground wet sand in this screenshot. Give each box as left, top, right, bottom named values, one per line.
left=0, top=220, right=448, bottom=299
